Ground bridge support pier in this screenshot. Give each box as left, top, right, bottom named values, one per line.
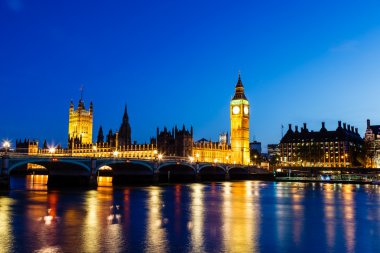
left=89, top=158, right=98, bottom=189
left=153, top=171, right=159, bottom=183
left=0, top=155, right=10, bottom=190
left=195, top=172, right=201, bottom=182
left=225, top=172, right=230, bottom=181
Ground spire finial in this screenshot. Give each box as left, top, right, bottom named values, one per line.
left=80, top=84, right=84, bottom=101
left=123, top=104, right=129, bottom=121
left=238, top=70, right=241, bottom=80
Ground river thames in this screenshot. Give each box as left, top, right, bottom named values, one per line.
left=1, top=176, right=380, bottom=252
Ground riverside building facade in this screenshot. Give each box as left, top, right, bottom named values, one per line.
left=279, top=121, right=364, bottom=167
left=364, top=119, right=380, bottom=168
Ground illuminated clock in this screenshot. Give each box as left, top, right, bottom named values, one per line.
left=232, top=106, right=240, bottom=114
left=244, top=106, right=249, bottom=115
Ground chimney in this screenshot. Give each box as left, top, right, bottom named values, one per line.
left=338, top=121, right=342, bottom=128
left=288, top=124, right=292, bottom=131
left=347, top=124, right=351, bottom=131
left=367, top=119, right=371, bottom=128
left=355, top=128, right=358, bottom=134
left=322, top=122, right=325, bottom=128
left=343, top=123, right=347, bottom=130
left=351, top=126, right=354, bottom=132
left=303, top=123, right=307, bottom=130
left=295, top=126, right=299, bottom=132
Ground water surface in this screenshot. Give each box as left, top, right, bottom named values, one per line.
left=1, top=176, right=380, bottom=252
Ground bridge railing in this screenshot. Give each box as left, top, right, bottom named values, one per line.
left=2, top=152, right=250, bottom=167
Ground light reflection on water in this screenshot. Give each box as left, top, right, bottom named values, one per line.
left=3, top=178, right=380, bottom=252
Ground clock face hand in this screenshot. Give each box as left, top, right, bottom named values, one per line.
left=233, top=106, right=240, bottom=114
left=244, top=106, right=249, bottom=115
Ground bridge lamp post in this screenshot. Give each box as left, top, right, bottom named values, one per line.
left=113, top=150, right=119, bottom=158
left=92, top=145, right=97, bottom=157
left=214, top=158, right=218, bottom=165
left=226, top=156, right=229, bottom=164
left=195, top=153, right=200, bottom=162
left=189, top=156, right=194, bottom=164
left=2, top=140, right=10, bottom=155
left=157, top=154, right=163, bottom=174
left=49, top=147, right=56, bottom=156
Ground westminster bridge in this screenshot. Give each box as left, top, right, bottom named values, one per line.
left=0, top=153, right=270, bottom=188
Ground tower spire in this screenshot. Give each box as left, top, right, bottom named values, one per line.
left=123, top=104, right=129, bottom=121
left=80, top=85, right=84, bottom=101
left=232, top=73, right=246, bottom=100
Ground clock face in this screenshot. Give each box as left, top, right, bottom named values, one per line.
left=244, top=106, right=249, bottom=115
left=232, top=106, right=240, bottom=114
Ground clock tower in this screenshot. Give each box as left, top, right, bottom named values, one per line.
left=230, top=73, right=250, bottom=165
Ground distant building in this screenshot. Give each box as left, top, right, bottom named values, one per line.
left=155, top=125, right=193, bottom=157
left=364, top=119, right=380, bottom=168
left=267, top=144, right=280, bottom=161
left=15, top=139, right=38, bottom=155
left=68, top=98, right=93, bottom=146
left=118, top=105, right=132, bottom=146
left=250, top=141, right=262, bottom=154
left=279, top=121, right=364, bottom=167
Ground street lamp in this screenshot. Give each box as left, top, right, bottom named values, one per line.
left=254, top=154, right=257, bottom=166
left=158, top=153, right=163, bottom=161
left=48, top=146, right=56, bottom=158
left=113, top=150, right=119, bottom=157
left=2, top=140, right=10, bottom=155
left=189, top=156, right=194, bottom=163
left=92, top=145, right=97, bottom=157
left=195, top=153, right=200, bottom=162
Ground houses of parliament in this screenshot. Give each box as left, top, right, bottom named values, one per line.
left=18, top=75, right=251, bottom=165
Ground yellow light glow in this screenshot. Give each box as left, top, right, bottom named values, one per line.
left=113, top=150, right=119, bottom=157
left=189, top=156, right=194, bottom=163
left=158, top=154, right=163, bottom=160
left=48, top=147, right=56, bottom=154
left=2, top=140, right=10, bottom=149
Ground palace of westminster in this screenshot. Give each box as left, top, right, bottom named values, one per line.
left=13, top=74, right=380, bottom=168
left=16, top=74, right=251, bottom=165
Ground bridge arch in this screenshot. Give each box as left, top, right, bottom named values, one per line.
left=96, top=160, right=155, bottom=184
left=157, top=162, right=196, bottom=173
left=8, top=159, right=91, bottom=175
left=95, top=160, right=154, bottom=173
left=228, top=166, right=249, bottom=180
left=198, top=164, right=226, bottom=181
left=198, top=164, right=226, bottom=173
left=158, top=162, right=196, bottom=182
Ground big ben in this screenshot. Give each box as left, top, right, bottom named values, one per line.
left=230, top=73, right=250, bottom=165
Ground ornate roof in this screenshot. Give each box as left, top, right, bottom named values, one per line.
left=232, top=73, right=247, bottom=100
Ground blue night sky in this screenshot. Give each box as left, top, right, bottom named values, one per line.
left=1, top=0, right=380, bottom=151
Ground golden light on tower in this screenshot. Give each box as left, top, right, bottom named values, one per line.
left=230, top=73, right=250, bottom=165
left=68, top=92, right=94, bottom=145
